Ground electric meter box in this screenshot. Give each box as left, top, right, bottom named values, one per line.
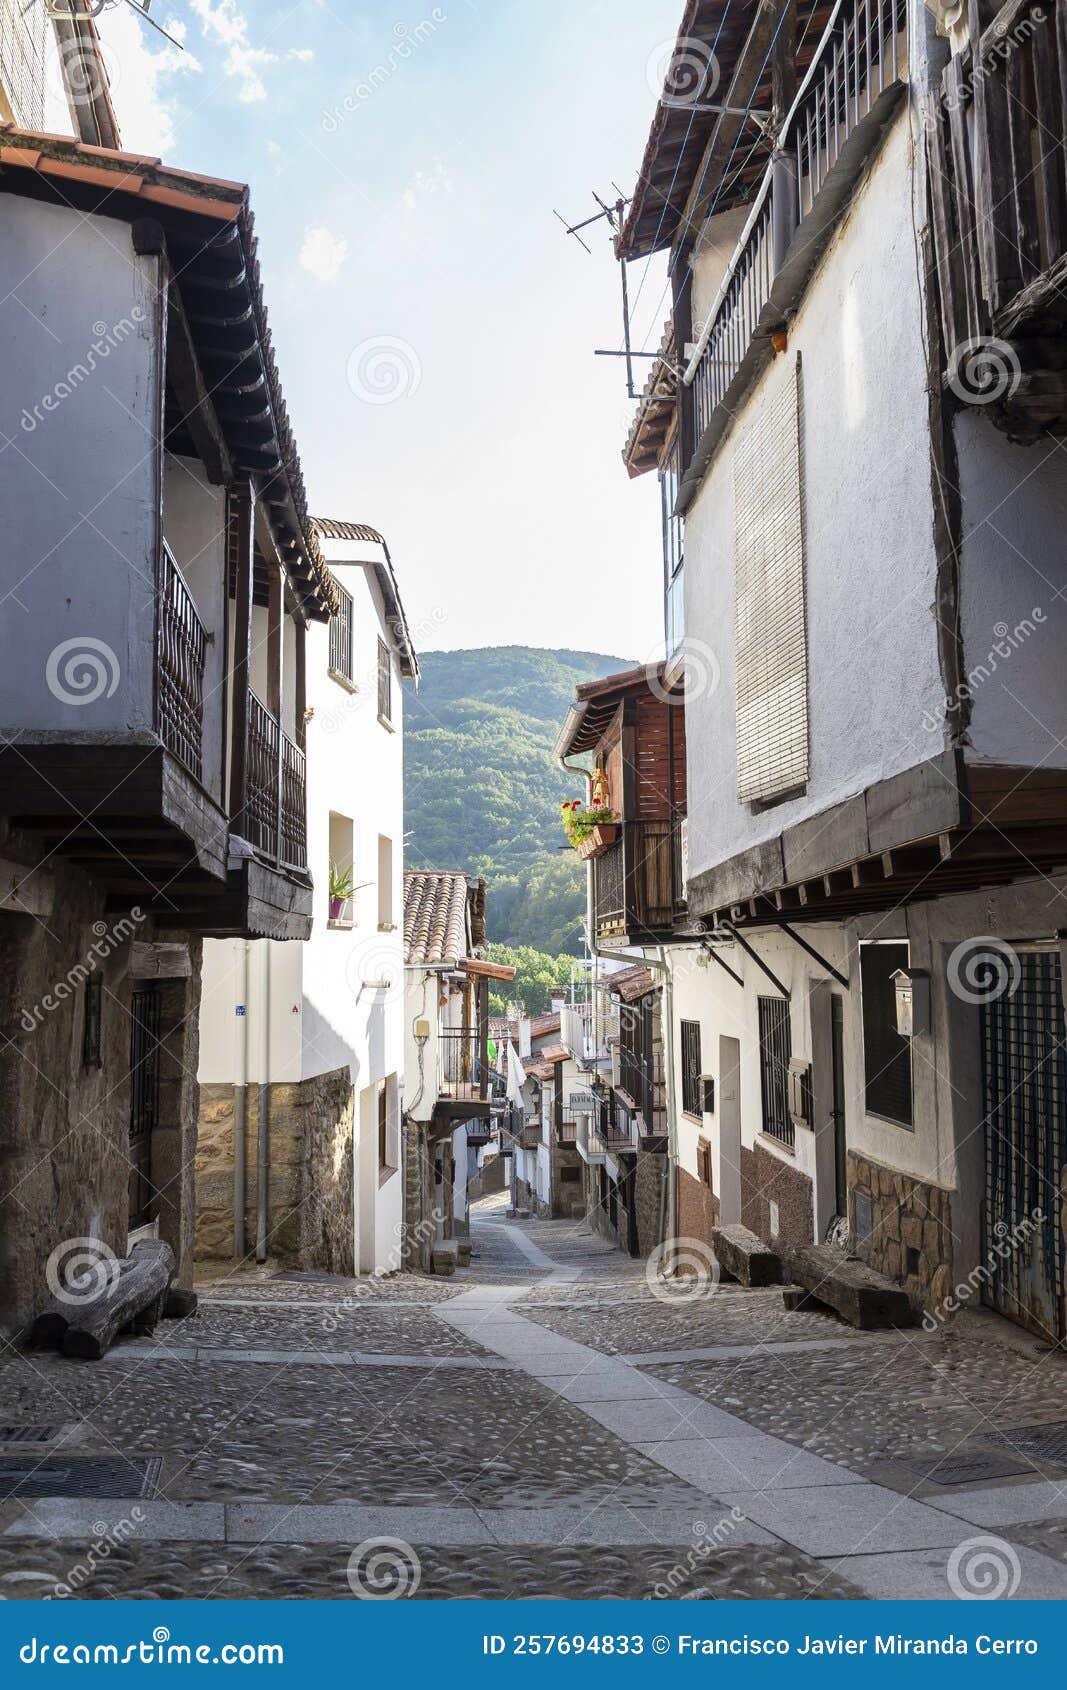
left=891, top=967, right=930, bottom=1037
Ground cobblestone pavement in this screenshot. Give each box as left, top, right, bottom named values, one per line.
left=0, top=1195, right=1065, bottom=1601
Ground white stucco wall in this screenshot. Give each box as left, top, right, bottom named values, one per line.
left=683, top=113, right=945, bottom=884
left=954, top=410, right=1067, bottom=767
left=689, top=205, right=750, bottom=335
left=0, top=196, right=161, bottom=736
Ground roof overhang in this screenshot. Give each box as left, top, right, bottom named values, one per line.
left=555, top=664, right=669, bottom=760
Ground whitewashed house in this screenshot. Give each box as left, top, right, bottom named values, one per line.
left=197, top=522, right=417, bottom=1276
left=571, top=0, right=1067, bottom=1340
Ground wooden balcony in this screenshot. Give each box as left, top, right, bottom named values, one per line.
left=679, top=0, right=907, bottom=506
left=593, top=820, right=686, bottom=943
left=926, top=0, right=1067, bottom=437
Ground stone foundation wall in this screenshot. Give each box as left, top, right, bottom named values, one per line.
left=676, top=1163, right=719, bottom=1253
left=633, top=1150, right=667, bottom=1257
left=196, top=1065, right=354, bottom=1269
left=847, top=1149, right=954, bottom=1313
left=740, top=1141, right=814, bottom=1253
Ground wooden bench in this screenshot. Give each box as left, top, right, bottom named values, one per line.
left=787, top=1243, right=914, bottom=1329
left=32, top=1238, right=176, bottom=1360
left=710, top=1224, right=785, bottom=1286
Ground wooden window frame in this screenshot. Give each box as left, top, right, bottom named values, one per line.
left=377, top=636, right=393, bottom=726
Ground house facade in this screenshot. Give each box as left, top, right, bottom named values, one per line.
left=195, top=521, right=417, bottom=1275
left=565, top=0, right=1067, bottom=1340
left=0, top=119, right=330, bottom=1330
left=402, top=871, right=513, bottom=1272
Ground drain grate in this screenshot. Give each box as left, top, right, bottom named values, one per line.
left=0, top=1427, right=63, bottom=1446
left=992, top=1420, right=1067, bottom=1465
left=909, top=1450, right=1035, bottom=1486
left=0, top=1456, right=160, bottom=1501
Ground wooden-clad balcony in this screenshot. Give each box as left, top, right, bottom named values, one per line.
left=926, top=0, right=1067, bottom=436
left=679, top=0, right=907, bottom=505
left=593, top=819, right=686, bottom=943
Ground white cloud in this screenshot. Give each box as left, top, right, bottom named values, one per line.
left=299, top=225, right=348, bottom=284
left=400, top=159, right=453, bottom=214
left=190, top=0, right=308, bottom=102
left=45, top=8, right=201, bottom=157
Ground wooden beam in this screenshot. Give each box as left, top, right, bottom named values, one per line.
left=676, top=1, right=780, bottom=250
left=166, top=279, right=234, bottom=487
left=228, top=485, right=254, bottom=832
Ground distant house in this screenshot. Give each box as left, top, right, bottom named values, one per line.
left=402, top=871, right=514, bottom=1272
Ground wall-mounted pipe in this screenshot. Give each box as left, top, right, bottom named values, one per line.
left=233, top=940, right=249, bottom=1259
left=255, top=940, right=271, bottom=1263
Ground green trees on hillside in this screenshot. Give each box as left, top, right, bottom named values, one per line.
left=485, top=945, right=580, bottom=1017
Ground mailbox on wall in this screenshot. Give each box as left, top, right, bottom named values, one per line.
left=891, top=967, right=930, bottom=1037
left=788, top=1057, right=813, bottom=1129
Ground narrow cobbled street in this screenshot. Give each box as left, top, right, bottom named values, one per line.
left=2, top=1196, right=1067, bottom=1601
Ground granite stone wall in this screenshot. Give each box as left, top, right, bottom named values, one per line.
left=676, top=1162, right=719, bottom=1253
left=740, top=1141, right=814, bottom=1253
left=848, top=1148, right=954, bottom=1314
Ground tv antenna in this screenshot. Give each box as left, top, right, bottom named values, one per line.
left=554, top=185, right=662, bottom=400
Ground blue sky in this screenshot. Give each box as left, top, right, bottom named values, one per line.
left=75, top=0, right=684, bottom=664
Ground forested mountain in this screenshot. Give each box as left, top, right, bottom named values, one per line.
left=403, top=646, right=631, bottom=956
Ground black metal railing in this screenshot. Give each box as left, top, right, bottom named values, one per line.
left=157, top=543, right=207, bottom=781
left=439, top=1027, right=490, bottom=1102
left=758, top=994, right=795, bottom=1149
left=245, top=689, right=307, bottom=870
left=329, top=585, right=353, bottom=680
left=687, top=0, right=904, bottom=457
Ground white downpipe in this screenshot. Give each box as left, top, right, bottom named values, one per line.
left=232, top=939, right=250, bottom=1259
left=255, top=940, right=271, bottom=1263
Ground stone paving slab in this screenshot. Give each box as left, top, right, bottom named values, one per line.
left=471, top=1506, right=776, bottom=1548
left=580, top=1397, right=749, bottom=1443
left=636, top=1435, right=866, bottom=1494
left=530, top=1371, right=694, bottom=1404
left=720, top=1484, right=973, bottom=1556
left=926, top=1480, right=1067, bottom=1526
left=824, top=1542, right=1067, bottom=1600
left=6, top=1501, right=225, bottom=1541
left=226, top=1503, right=492, bottom=1545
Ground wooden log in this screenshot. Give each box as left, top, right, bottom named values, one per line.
left=55, top=1240, right=176, bottom=1361
left=789, top=1243, right=915, bottom=1329
left=711, top=1223, right=785, bottom=1287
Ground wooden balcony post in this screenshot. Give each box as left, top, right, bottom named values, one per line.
left=227, top=483, right=254, bottom=836
left=267, top=561, right=283, bottom=862
left=294, top=613, right=307, bottom=754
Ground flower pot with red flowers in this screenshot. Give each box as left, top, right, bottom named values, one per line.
left=560, top=799, right=619, bottom=859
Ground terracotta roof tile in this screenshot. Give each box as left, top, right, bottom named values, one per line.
left=604, top=965, right=659, bottom=1004
left=404, top=870, right=482, bottom=967
left=529, top=1013, right=561, bottom=1039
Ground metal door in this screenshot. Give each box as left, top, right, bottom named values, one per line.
left=128, top=984, right=161, bottom=1230
left=981, top=950, right=1066, bottom=1342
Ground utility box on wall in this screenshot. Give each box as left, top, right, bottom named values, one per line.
left=698, top=1074, right=715, bottom=1114
left=891, top=967, right=930, bottom=1037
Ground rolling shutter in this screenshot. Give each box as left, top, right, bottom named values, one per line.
left=733, top=357, right=809, bottom=805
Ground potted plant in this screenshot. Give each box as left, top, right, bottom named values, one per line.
left=560, top=799, right=619, bottom=859
left=328, top=862, right=353, bottom=922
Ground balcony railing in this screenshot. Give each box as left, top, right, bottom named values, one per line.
left=439, top=1027, right=490, bottom=1103
left=245, top=689, right=307, bottom=870
left=925, top=0, right=1067, bottom=429
left=556, top=1117, right=579, bottom=1145
left=594, top=820, right=685, bottom=938
left=157, top=543, right=207, bottom=782
left=683, top=0, right=905, bottom=488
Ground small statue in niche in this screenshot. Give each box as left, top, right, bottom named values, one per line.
left=590, top=762, right=611, bottom=810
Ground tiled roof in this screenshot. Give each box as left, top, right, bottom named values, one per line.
left=533, top=1044, right=570, bottom=1065
left=622, top=322, right=677, bottom=479
left=313, top=517, right=418, bottom=680
left=529, top=1013, right=561, bottom=1039
left=403, top=870, right=484, bottom=967
left=523, top=1060, right=555, bottom=1083
left=313, top=518, right=385, bottom=544
left=604, top=965, right=659, bottom=1004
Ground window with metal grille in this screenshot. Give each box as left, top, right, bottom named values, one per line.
left=377, top=636, right=392, bottom=723
left=680, top=1019, right=703, bottom=1117
left=329, top=584, right=354, bottom=680
left=860, top=942, right=913, bottom=1127
left=733, top=358, right=809, bottom=805
left=758, top=995, right=794, bottom=1147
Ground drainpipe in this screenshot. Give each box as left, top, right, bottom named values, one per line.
left=233, top=940, right=250, bottom=1259
left=255, top=940, right=271, bottom=1263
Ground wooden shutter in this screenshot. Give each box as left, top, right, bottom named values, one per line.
left=733, top=357, right=809, bottom=805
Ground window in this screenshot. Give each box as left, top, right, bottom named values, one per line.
left=680, top=1019, right=703, bottom=1116
left=377, top=835, right=394, bottom=929
left=378, top=1082, right=388, bottom=1168
left=758, top=995, right=794, bottom=1148
left=378, top=1076, right=399, bottom=1179
left=83, top=973, right=102, bottom=1069
left=860, top=941, right=913, bottom=1127
left=661, top=434, right=685, bottom=660
left=377, top=636, right=392, bottom=724
left=328, top=812, right=354, bottom=925
left=328, top=583, right=354, bottom=681
left=734, top=359, right=809, bottom=805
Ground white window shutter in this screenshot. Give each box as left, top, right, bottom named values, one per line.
left=733, top=357, right=809, bottom=805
